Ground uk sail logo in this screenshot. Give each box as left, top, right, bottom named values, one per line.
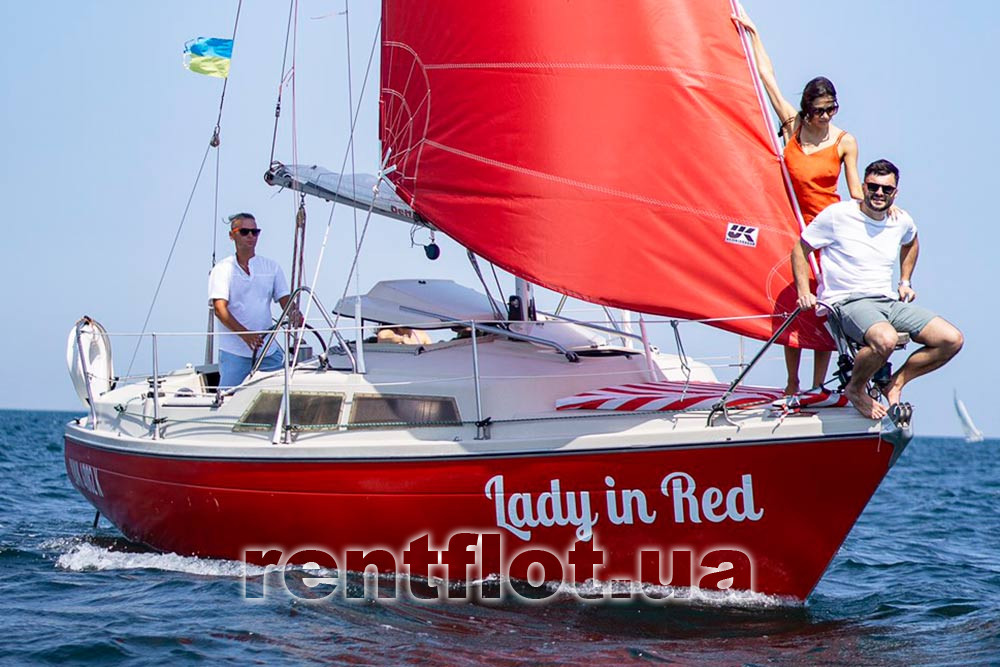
left=725, top=223, right=758, bottom=248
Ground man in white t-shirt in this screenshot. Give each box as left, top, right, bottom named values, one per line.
left=208, top=213, right=300, bottom=388
left=791, top=159, right=963, bottom=419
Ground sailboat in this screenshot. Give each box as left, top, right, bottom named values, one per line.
left=954, top=391, right=984, bottom=442
left=64, top=0, right=913, bottom=601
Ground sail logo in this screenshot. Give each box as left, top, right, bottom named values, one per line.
left=725, top=223, right=758, bottom=248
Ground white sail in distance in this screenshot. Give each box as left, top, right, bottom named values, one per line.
left=954, top=390, right=985, bottom=442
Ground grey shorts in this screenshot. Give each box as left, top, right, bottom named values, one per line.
left=832, top=296, right=937, bottom=344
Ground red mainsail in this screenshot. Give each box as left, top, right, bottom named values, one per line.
left=380, top=0, right=832, bottom=349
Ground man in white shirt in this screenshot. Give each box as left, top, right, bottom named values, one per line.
left=791, top=160, right=963, bottom=419
left=208, top=213, right=300, bottom=388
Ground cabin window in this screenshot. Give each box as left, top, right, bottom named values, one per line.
left=234, top=391, right=344, bottom=432
left=348, top=394, right=461, bottom=429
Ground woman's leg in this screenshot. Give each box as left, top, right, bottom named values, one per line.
left=784, top=346, right=801, bottom=395
left=812, top=350, right=833, bottom=390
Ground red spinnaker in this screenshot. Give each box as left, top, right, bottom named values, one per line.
left=380, top=0, right=832, bottom=349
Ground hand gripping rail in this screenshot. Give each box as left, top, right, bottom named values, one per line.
left=248, top=286, right=356, bottom=380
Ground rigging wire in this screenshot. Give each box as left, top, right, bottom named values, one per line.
left=467, top=252, right=506, bottom=322
left=203, top=131, right=224, bottom=365
left=125, top=0, right=244, bottom=376
left=211, top=148, right=221, bottom=267
left=343, top=0, right=363, bottom=339
left=490, top=263, right=506, bottom=304
left=269, top=0, right=297, bottom=167
left=286, top=0, right=306, bottom=303
left=210, top=0, right=244, bottom=148
left=309, top=18, right=380, bottom=329
left=124, top=143, right=214, bottom=378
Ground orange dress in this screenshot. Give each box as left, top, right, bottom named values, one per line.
left=784, top=130, right=846, bottom=223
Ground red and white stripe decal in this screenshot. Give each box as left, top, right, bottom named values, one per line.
left=556, top=381, right=848, bottom=412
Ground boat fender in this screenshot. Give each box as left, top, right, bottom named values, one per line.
left=66, top=316, right=114, bottom=406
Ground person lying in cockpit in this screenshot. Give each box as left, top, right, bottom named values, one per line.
left=375, top=327, right=432, bottom=345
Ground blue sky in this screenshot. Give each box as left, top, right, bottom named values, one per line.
left=1, top=1, right=995, bottom=437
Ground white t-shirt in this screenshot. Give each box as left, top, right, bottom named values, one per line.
left=208, top=255, right=290, bottom=357
left=801, top=200, right=917, bottom=305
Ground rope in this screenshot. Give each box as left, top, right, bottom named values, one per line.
left=290, top=196, right=306, bottom=298
left=671, top=320, right=691, bottom=381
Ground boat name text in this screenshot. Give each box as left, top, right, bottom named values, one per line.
left=67, top=458, right=105, bottom=498
left=484, top=472, right=763, bottom=541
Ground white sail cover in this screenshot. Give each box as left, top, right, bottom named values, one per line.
left=265, top=163, right=429, bottom=227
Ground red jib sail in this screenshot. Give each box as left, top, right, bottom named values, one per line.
left=380, top=0, right=832, bottom=349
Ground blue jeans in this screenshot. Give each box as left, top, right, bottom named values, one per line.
left=219, top=349, right=284, bottom=389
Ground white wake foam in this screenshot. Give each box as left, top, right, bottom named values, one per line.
left=552, top=579, right=799, bottom=608
left=52, top=540, right=267, bottom=577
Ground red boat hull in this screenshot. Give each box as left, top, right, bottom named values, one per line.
left=64, top=433, right=896, bottom=600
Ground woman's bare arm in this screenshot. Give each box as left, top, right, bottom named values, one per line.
left=733, top=10, right=798, bottom=139
left=839, top=133, right=863, bottom=200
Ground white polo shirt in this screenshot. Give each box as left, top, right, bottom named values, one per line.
left=208, top=255, right=290, bottom=357
left=801, top=200, right=917, bottom=305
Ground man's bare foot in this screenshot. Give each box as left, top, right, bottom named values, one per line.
left=845, top=383, right=888, bottom=419
left=784, top=380, right=800, bottom=396
left=881, top=378, right=903, bottom=406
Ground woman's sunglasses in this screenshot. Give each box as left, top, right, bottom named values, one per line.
left=808, top=103, right=839, bottom=117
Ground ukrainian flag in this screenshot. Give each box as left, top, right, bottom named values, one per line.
left=183, top=37, right=233, bottom=78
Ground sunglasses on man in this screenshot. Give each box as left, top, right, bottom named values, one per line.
left=865, top=183, right=896, bottom=195
left=236, top=228, right=261, bottom=237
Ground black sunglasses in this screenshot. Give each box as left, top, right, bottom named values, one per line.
left=808, top=103, right=839, bottom=117
left=237, top=228, right=261, bottom=237
left=865, top=183, right=896, bottom=195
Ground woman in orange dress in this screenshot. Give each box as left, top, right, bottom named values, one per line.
left=736, top=12, right=863, bottom=395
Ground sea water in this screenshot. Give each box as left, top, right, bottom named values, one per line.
left=2, top=409, right=997, bottom=665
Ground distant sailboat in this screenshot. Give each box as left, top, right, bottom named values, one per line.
left=954, top=391, right=985, bottom=442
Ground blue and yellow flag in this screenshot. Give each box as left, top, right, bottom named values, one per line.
left=183, top=37, right=233, bottom=78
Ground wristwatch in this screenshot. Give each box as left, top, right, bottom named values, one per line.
left=898, top=279, right=911, bottom=287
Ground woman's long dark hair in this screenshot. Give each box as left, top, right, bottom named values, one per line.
left=799, top=76, right=837, bottom=117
